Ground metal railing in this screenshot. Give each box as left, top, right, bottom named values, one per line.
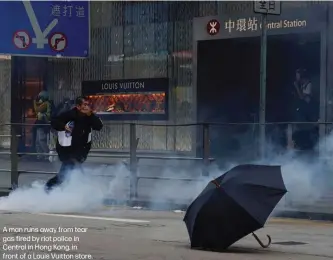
left=0, top=122, right=216, bottom=199
left=0, top=121, right=329, bottom=201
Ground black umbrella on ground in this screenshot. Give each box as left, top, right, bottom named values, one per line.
left=184, top=164, right=287, bottom=251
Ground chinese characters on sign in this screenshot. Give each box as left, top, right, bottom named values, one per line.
left=224, top=17, right=306, bottom=33
left=225, top=17, right=259, bottom=33
left=253, top=1, right=281, bottom=15
left=51, top=4, right=85, bottom=17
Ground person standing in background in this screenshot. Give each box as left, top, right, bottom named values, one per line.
left=292, top=68, right=317, bottom=150
left=33, top=91, right=51, bottom=160
left=293, top=68, right=313, bottom=121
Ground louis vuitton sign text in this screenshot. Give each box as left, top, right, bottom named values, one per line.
left=101, top=81, right=145, bottom=91
left=82, top=78, right=169, bottom=96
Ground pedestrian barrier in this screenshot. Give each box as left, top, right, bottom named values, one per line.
left=0, top=121, right=330, bottom=202
left=0, top=123, right=216, bottom=199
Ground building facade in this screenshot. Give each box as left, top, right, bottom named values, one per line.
left=0, top=1, right=332, bottom=156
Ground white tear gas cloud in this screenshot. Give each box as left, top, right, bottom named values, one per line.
left=0, top=132, right=331, bottom=214
left=143, top=129, right=332, bottom=212
left=0, top=164, right=130, bottom=213
left=262, top=134, right=331, bottom=210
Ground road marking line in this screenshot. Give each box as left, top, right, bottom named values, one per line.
left=36, top=213, right=150, bottom=223
left=269, top=217, right=333, bottom=226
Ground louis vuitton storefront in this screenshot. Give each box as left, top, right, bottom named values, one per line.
left=1, top=1, right=333, bottom=158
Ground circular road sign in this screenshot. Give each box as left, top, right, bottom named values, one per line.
left=49, top=32, right=68, bottom=52
left=13, top=30, right=31, bottom=49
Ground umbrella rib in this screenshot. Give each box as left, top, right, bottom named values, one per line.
left=243, top=183, right=287, bottom=193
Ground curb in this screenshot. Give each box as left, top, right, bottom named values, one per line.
left=0, top=189, right=10, bottom=197
left=269, top=217, right=333, bottom=226
left=274, top=210, right=333, bottom=222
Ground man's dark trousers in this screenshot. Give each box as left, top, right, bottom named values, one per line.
left=45, top=159, right=83, bottom=192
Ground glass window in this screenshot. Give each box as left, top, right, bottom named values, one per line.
left=124, top=2, right=169, bottom=25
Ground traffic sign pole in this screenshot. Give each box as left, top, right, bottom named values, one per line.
left=253, top=1, right=281, bottom=159
left=259, top=13, right=267, bottom=159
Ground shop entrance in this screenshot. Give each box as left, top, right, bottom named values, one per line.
left=11, top=57, right=48, bottom=152
left=196, top=32, right=321, bottom=161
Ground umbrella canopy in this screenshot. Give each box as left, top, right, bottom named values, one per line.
left=184, top=164, right=287, bottom=250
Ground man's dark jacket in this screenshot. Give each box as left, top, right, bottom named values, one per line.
left=51, top=108, right=103, bottom=162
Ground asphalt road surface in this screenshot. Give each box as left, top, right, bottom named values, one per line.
left=0, top=207, right=332, bottom=260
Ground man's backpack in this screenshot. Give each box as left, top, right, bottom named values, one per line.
left=49, top=100, right=57, bottom=118
left=50, top=99, right=74, bottom=135
left=54, top=99, right=75, bottom=117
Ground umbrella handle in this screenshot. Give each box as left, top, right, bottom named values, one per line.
left=211, top=180, right=220, bottom=188
left=252, top=232, right=272, bottom=248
